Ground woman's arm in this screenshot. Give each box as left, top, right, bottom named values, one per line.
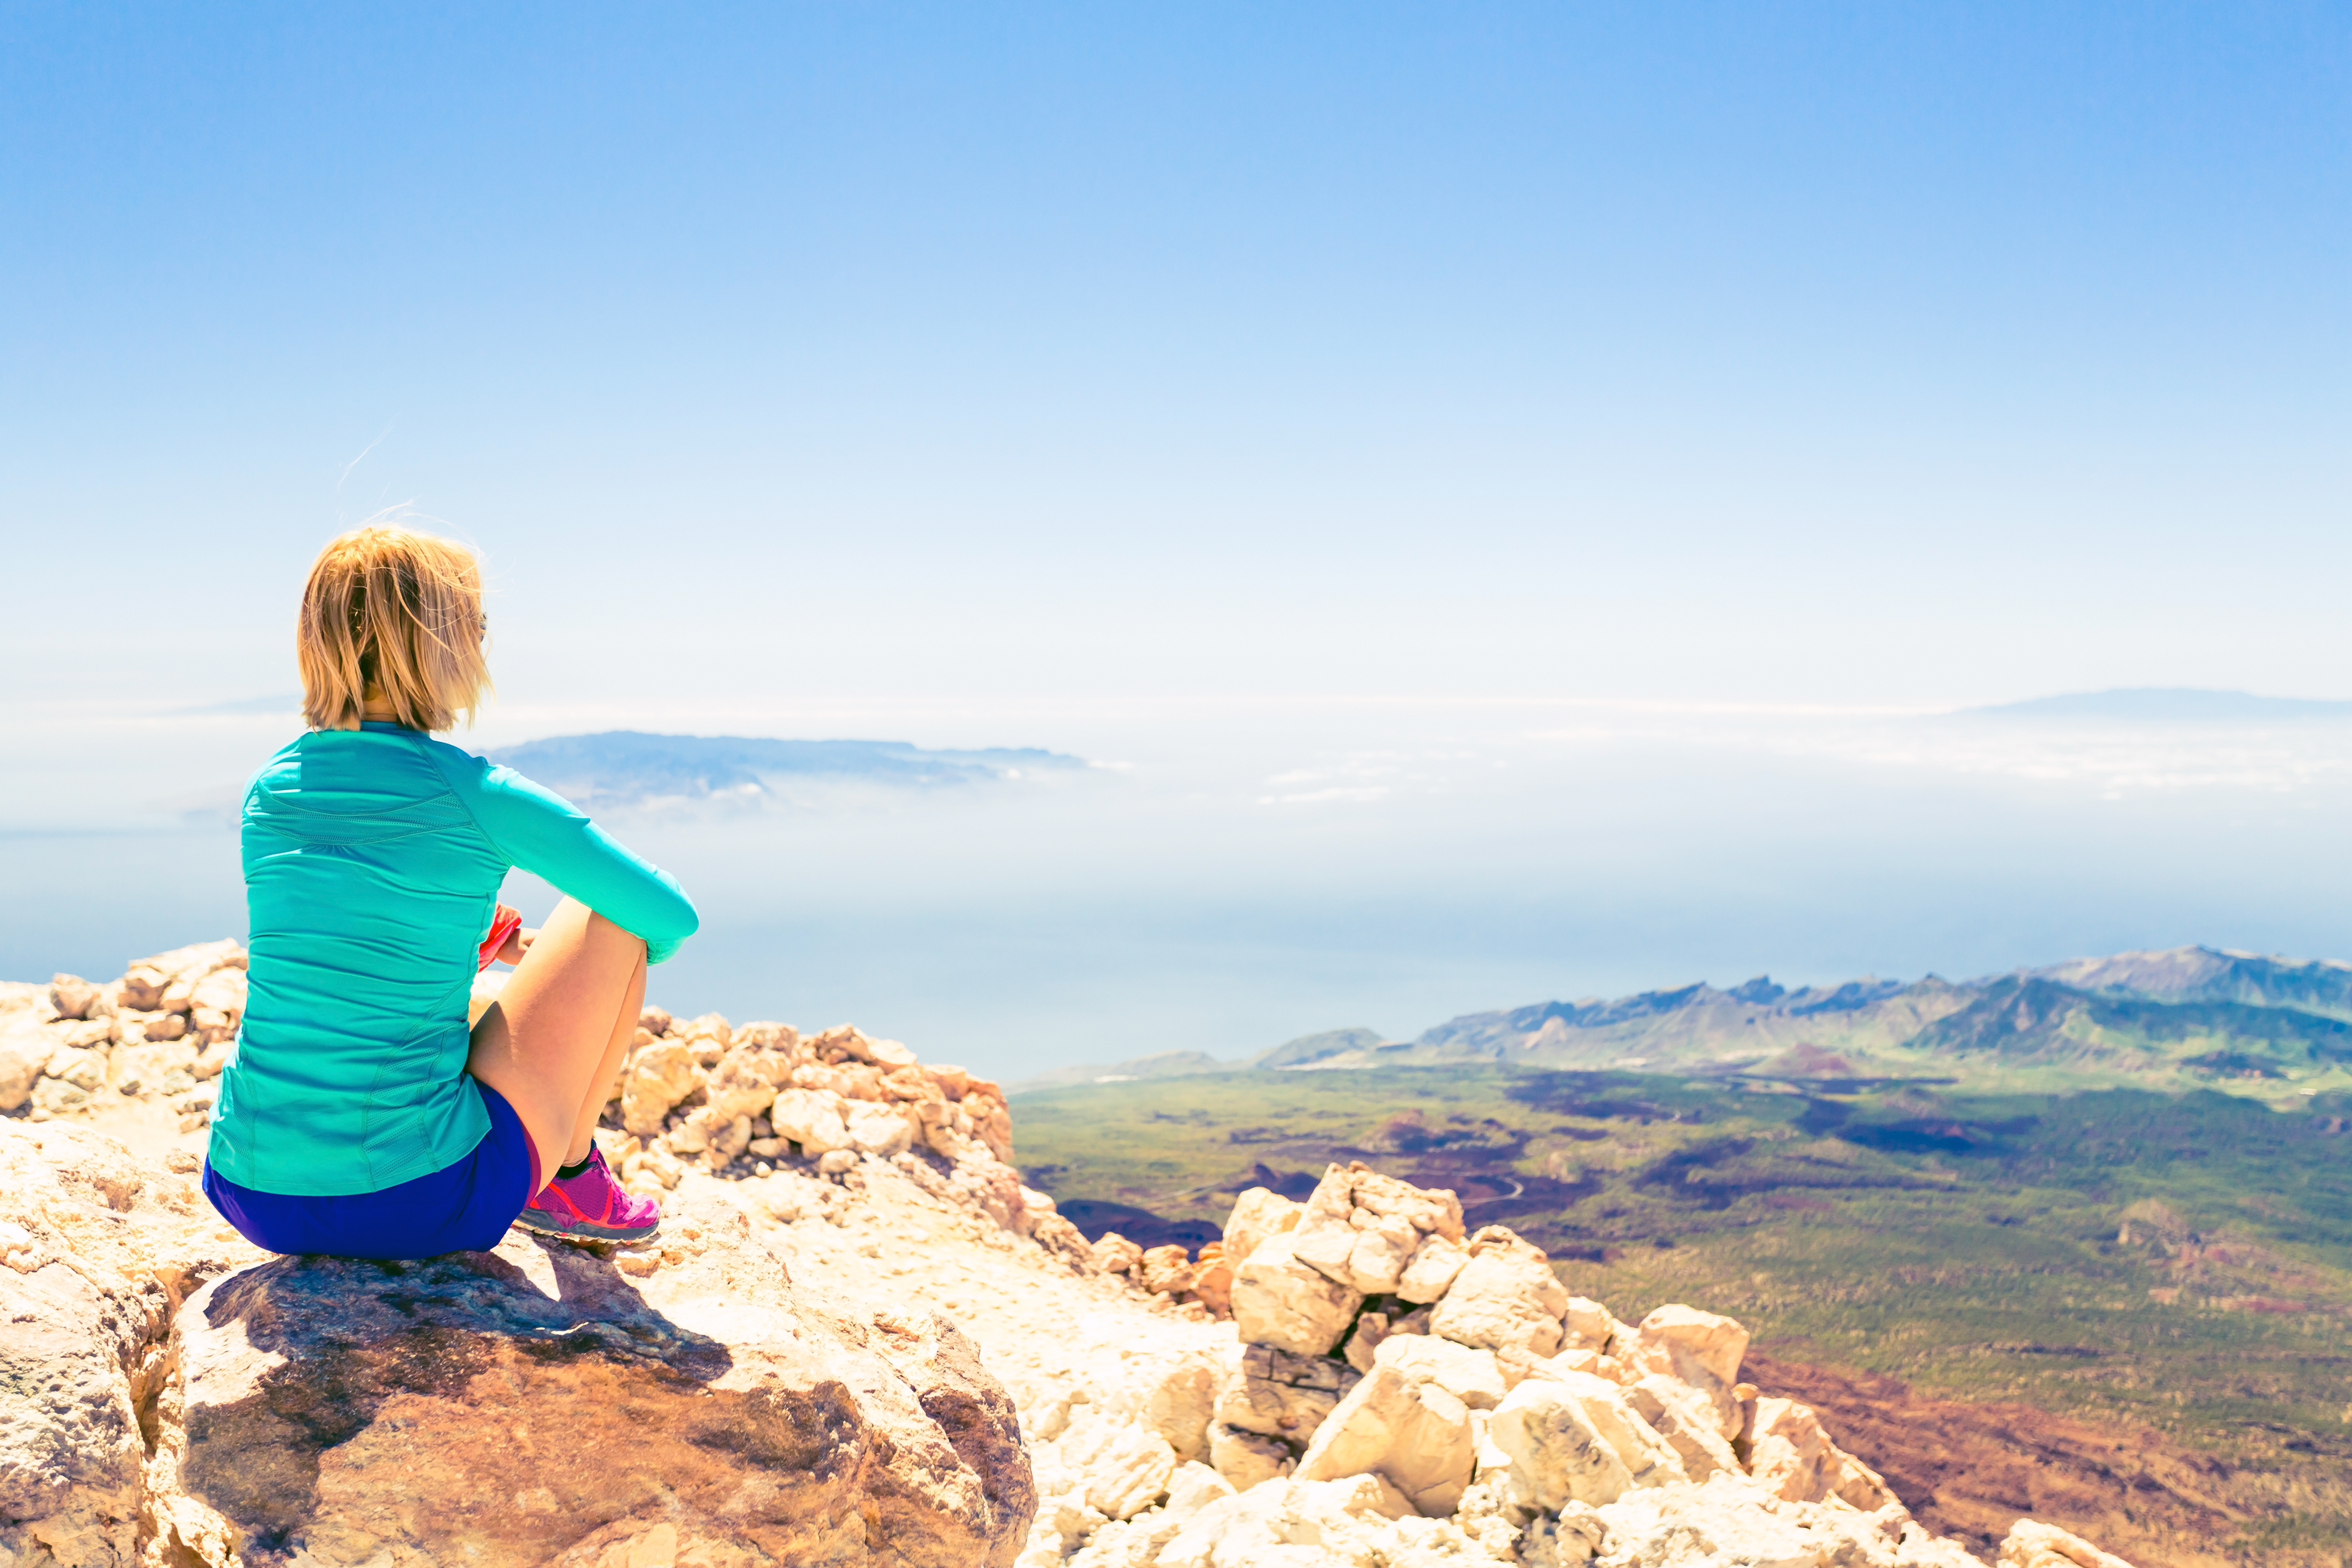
left=459, top=763, right=700, bottom=964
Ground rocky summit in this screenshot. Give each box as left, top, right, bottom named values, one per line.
left=3, top=946, right=2138, bottom=1567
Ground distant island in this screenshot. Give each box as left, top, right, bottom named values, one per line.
left=1015, top=945, right=2352, bottom=1102
left=486, top=731, right=1087, bottom=809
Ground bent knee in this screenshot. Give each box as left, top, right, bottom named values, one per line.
left=582, top=908, right=649, bottom=953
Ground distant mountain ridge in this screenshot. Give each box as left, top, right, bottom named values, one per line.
left=488, top=731, right=1086, bottom=808
left=2027, top=946, right=2352, bottom=1017
left=1010, top=945, right=2352, bottom=1100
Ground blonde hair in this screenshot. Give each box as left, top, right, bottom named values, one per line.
left=297, top=523, right=491, bottom=733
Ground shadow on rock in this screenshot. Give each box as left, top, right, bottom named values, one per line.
left=180, top=1233, right=1029, bottom=1567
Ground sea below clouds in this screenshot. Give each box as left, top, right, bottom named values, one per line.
left=9, top=691, right=2352, bottom=1083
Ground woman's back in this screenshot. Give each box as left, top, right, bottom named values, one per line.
left=214, top=721, right=695, bottom=1196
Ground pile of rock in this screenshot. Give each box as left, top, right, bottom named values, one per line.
left=1, top=946, right=2143, bottom=1568
left=2, top=942, right=247, bottom=1128
left=574, top=992, right=1048, bottom=1229
left=1016, top=1160, right=2132, bottom=1568
left=1076, top=1233, right=1233, bottom=1318
left=4, top=945, right=1082, bottom=1258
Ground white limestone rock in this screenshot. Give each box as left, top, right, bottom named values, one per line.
left=1628, top=1302, right=1751, bottom=1438
left=1429, top=1225, right=1569, bottom=1357
left=1594, top=1473, right=1920, bottom=1568
left=1153, top=1474, right=1488, bottom=1568
left=1214, top=1341, right=1362, bottom=1444
left=844, top=1096, right=917, bottom=1156
left=0, top=1021, right=48, bottom=1112
left=1624, top=1373, right=1741, bottom=1481
left=1206, top=1423, right=1293, bottom=1491
left=1136, top=1349, right=1222, bottom=1462
left=1292, top=1359, right=1478, bottom=1518
left=1747, top=1396, right=1901, bottom=1513
left=1064, top=1417, right=1178, bottom=1520
left=1562, top=1294, right=1627, bottom=1352
left=1222, top=1186, right=1304, bottom=1268
left=1487, top=1367, right=1688, bottom=1512
left=617, top=1039, right=698, bottom=1135
left=1229, top=1230, right=1364, bottom=1356
left=1163, top=1460, right=1237, bottom=1520
left=1288, top=1161, right=1468, bottom=1297
left=768, top=1084, right=853, bottom=1153
left=1395, top=1231, right=1471, bottom=1303
left=48, top=974, right=99, bottom=1021
left=1369, top=1332, right=1506, bottom=1410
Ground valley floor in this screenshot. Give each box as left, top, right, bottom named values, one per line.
left=1013, top=1066, right=2352, bottom=1567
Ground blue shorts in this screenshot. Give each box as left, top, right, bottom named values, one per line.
left=203, top=1078, right=542, bottom=1260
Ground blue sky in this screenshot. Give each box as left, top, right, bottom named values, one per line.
left=4, top=3, right=2346, bottom=715
left=7, top=6, right=2352, bottom=1067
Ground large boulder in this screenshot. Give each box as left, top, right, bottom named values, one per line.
left=1211, top=1343, right=1361, bottom=1446
left=0, top=1020, right=46, bottom=1112
left=1363, top=1333, right=1504, bottom=1411
left=175, top=1210, right=1038, bottom=1567
left=2, top=1107, right=1044, bottom=1568
left=1290, top=1355, right=1478, bottom=1517
left=1227, top=1231, right=1362, bottom=1356
left=0, top=1192, right=162, bottom=1567
left=1746, top=1395, right=1899, bottom=1513
left=1427, top=1226, right=1568, bottom=1357
left=1218, top=1187, right=1301, bottom=1270
left=1486, top=1368, right=1684, bottom=1512
left=1285, top=1162, right=1465, bottom=1297
left=1627, top=1302, right=1749, bottom=1438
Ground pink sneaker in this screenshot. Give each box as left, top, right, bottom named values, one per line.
left=515, top=1147, right=661, bottom=1243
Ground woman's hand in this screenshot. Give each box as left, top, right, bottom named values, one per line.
left=497, top=926, right=538, bottom=966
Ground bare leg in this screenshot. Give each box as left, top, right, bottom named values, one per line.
left=563, top=952, right=645, bottom=1166
left=468, top=897, right=646, bottom=1193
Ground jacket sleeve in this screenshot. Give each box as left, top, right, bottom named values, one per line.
left=453, top=757, right=700, bottom=965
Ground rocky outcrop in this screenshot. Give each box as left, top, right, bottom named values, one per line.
left=586, top=1001, right=1021, bottom=1210
left=0, top=1116, right=1036, bottom=1568
left=177, top=1218, right=1031, bottom=1566
left=2, top=943, right=246, bottom=1129
left=1023, top=1158, right=2141, bottom=1568
left=3, top=951, right=2147, bottom=1568
left=0, top=1121, right=244, bottom=1568
left=1, top=951, right=1067, bottom=1568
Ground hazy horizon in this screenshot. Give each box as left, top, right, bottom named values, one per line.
left=6, top=7, right=2348, bottom=1076
left=13, top=685, right=2352, bottom=1079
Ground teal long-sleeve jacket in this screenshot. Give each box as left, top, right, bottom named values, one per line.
left=207, top=722, right=698, bottom=1195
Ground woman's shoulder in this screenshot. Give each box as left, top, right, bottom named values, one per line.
left=432, top=744, right=586, bottom=820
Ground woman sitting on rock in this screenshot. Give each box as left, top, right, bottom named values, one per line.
left=203, top=523, right=696, bottom=1258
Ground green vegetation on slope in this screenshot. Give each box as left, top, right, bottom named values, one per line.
left=1015, top=947, right=2352, bottom=1106
left=1014, top=1067, right=2352, bottom=1560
